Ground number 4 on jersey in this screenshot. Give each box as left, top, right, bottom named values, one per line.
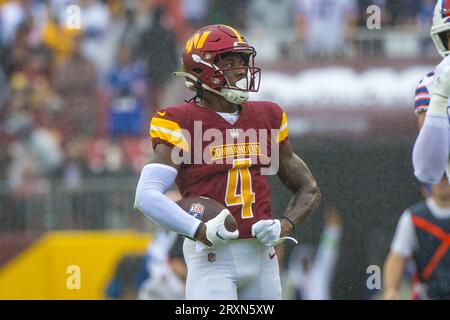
left=225, top=159, right=255, bottom=219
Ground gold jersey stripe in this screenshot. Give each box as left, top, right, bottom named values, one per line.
left=276, top=127, right=289, bottom=143
left=150, top=117, right=182, bottom=132
left=149, top=127, right=189, bottom=151
left=276, top=112, right=289, bottom=143
left=280, top=112, right=287, bottom=127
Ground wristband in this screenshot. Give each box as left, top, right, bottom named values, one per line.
left=280, top=217, right=295, bottom=231
left=193, top=221, right=205, bottom=240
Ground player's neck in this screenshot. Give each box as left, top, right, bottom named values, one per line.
left=432, top=196, right=450, bottom=208
left=200, top=93, right=239, bottom=113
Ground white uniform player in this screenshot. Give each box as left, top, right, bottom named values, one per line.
left=413, top=1, right=450, bottom=184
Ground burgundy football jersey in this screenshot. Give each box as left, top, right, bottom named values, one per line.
left=149, top=101, right=288, bottom=238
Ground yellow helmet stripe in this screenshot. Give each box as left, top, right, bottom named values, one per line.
left=223, top=25, right=244, bottom=43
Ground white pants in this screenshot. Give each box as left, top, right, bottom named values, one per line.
left=183, top=238, right=282, bottom=300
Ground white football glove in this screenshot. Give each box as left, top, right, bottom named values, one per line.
left=251, top=219, right=298, bottom=247
left=204, top=209, right=239, bottom=247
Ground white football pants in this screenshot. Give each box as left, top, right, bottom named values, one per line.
left=183, top=238, right=282, bottom=300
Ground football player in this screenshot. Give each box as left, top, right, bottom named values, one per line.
left=135, top=24, right=321, bottom=299
left=413, top=1, right=450, bottom=184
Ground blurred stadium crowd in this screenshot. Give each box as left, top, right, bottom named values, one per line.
left=0, top=0, right=438, bottom=232
left=0, top=0, right=442, bottom=300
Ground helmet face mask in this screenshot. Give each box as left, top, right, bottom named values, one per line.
left=212, top=51, right=261, bottom=93
left=176, top=25, right=261, bottom=104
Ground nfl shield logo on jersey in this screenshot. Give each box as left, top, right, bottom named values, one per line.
left=188, top=203, right=205, bottom=220
left=229, top=128, right=239, bottom=139
left=207, top=252, right=216, bottom=262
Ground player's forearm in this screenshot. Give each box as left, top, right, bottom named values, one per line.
left=412, top=111, right=449, bottom=184
left=413, top=66, right=450, bottom=182
left=383, top=252, right=406, bottom=299
left=284, top=183, right=321, bottom=226
left=134, top=164, right=203, bottom=239
left=278, top=151, right=321, bottom=233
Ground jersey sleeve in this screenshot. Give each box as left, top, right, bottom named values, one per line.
left=414, top=74, right=433, bottom=116
left=390, top=210, right=417, bottom=258
left=274, top=106, right=289, bottom=148
left=149, top=109, right=189, bottom=152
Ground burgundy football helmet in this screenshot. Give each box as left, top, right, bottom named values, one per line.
left=173, top=24, right=261, bottom=104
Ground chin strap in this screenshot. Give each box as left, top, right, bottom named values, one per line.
left=173, top=71, right=249, bottom=105
left=221, top=86, right=249, bottom=105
